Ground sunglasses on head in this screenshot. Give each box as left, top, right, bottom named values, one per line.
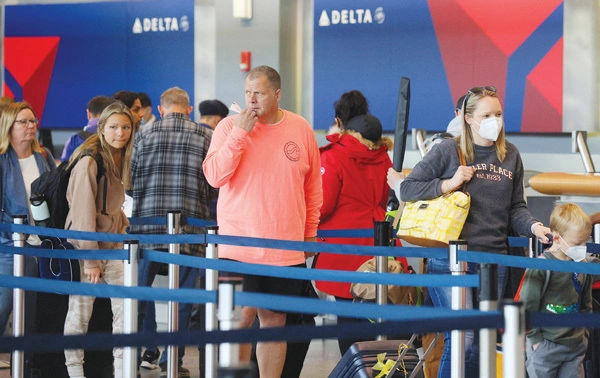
left=462, top=86, right=497, bottom=111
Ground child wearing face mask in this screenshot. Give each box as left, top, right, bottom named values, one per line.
left=520, top=202, right=593, bottom=378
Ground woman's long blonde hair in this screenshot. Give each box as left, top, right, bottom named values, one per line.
left=459, top=89, right=506, bottom=163
left=0, top=102, right=42, bottom=154
left=69, top=101, right=135, bottom=189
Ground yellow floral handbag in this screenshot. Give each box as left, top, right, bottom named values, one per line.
left=397, top=146, right=470, bottom=248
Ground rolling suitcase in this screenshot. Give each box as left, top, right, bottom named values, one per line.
left=329, top=339, right=425, bottom=378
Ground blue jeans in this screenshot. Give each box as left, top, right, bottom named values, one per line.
left=0, top=251, right=39, bottom=335
left=427, top=258, right=507, bottom=378
left=137, top=250, right=202, bottom=366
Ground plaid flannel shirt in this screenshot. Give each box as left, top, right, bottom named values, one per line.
left=130, top=112, right=213, bottom=256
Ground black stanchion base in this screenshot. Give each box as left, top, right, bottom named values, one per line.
left=216, top=364, right=258, bottom=378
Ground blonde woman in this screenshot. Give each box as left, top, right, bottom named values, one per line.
left=400, top=86, right=551, bottom=377
left=63, top=101, right=134, bottom=378
left=0, top=101, right=55, bottom=335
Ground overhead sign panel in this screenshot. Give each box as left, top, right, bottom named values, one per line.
left=4, top=0, right=194, bottom=129
left=314, top=0, right=563, bottom=133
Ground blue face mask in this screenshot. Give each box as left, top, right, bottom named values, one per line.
left=559, top=236, right=587, bottom=262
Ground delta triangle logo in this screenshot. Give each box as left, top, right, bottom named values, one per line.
left=3, top=36, right=60, bottom=124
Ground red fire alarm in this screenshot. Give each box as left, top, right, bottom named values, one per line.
left=240, top=51, right=251, bottom=72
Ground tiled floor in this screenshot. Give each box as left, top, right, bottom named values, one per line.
left=0, top=313, right=342, bottom=378
left=138, top=337, right=341, bottom=378
left=0, top=337, right=341, bottom=378
left=0, top=287, right=345, bottom=378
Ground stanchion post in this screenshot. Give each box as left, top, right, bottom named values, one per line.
left=216, top=276, right=256, bottom=377
left=449, top=240, right=467, bottom=378
left=166, top=211, right=181, bottom=378
left=528, top=236, right=545, bottom=258
left=527, top=237, right=535, bottom=258
left=205, top=226, right=219, bottom=378
left=11, top=215, right=27, bottom=378
left=217, top=277, right=242, bottom=368
left=502, top=301, right=526, bottom=378
left=123, top=240, right=139, bottom=378
left=479, top=263, right=498, bottom=378
left=374, top=221, right=390, bottom=341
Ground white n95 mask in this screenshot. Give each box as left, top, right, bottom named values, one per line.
left=474, top=117, right=503, bottom=142
left=560, top=236, right=587, bottom=262
left=564, top=246, right=587, bottom=262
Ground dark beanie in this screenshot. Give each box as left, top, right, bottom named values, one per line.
left=345, top=114, right=382, bottom=142
left=199, top=99, right=229, bottom=118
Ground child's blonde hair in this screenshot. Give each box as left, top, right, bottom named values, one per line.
left=549, top=203, right=592, bottom=237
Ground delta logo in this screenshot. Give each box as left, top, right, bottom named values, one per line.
left=318, top=7, right=385, bottom=27
left=3, top=36, right=60, bottom=125
left=132, top=15, right=190, bottom=34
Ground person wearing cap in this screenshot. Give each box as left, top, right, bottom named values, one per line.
left=314, top=113, right=408, bottom=355
left=198, top=99, right=229, bottom=130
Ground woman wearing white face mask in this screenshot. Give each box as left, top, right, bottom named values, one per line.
left=400, top=86, right=552, bottom=378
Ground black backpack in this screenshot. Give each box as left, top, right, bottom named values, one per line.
left=31, top=151, right=107, bottom=230
left=31, top=152, right=107, bottom=282
left=77, top=130, right=95, bottom=141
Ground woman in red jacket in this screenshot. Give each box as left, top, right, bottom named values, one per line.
left=315, top=112, right=408, bottom=355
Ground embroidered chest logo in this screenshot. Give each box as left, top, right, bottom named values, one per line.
left=284, top=141, right=301, bottom=162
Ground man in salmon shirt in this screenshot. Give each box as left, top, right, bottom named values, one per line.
left=203, top=65, right=323, bottom=377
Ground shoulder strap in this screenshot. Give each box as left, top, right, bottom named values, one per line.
left=0, top=160, right=3, bottom=213
left=514, top=254, right=550, bottom=302
left=92, top=154, right=108, bottom=216
left=79, top=151, right=108, bottom=216
left=77, top=130, right=94, bottom=140
left=541, top=269, right=551, bottom=299
left=456, top=143, right=467, bottom=192
left=101, top=174, right=108, bottom=215
left=538, top=255, right=551, bottom=305
left=457, top=146, right=466, bottom=167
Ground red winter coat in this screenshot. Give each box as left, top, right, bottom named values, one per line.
left=315, top=133, right=407, bottom=298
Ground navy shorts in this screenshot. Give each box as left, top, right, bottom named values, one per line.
left=219, top=260, right=307, bottom=297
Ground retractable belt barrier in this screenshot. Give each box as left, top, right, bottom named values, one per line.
left=2, top=219, right=600, bottom=378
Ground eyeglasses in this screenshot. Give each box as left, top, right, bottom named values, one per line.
left=462, top=86, right=497, bottom=111
left=14, top=118, right=39, bottom=127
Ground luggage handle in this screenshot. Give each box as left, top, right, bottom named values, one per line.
left=385, top=333, right=442, bottom=378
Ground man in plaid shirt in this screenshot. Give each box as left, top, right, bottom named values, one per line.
left=130, top=86, right=214, bottom=376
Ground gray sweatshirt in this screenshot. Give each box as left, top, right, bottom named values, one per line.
left=400, top=139, right=538, bottom=254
